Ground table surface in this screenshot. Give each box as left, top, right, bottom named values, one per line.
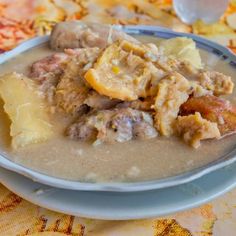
left=0, top=0, right=236, bottom=235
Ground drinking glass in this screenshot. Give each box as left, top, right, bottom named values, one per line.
left=173, top=0, right=229, bottom=24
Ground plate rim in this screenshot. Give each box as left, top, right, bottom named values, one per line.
left=1, top=163, right=236, bottom=220
left=0, top=25, right=236, bottom=192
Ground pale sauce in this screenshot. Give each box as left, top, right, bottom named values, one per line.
left=0, top=38, right=236, bottom=183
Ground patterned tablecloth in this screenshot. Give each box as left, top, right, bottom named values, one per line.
left=0, top=1, right=236, bottom=235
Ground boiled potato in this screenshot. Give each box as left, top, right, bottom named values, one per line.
left=159, top=37, right=202, bottom=69
left=0, top=73, right=52, bottom=149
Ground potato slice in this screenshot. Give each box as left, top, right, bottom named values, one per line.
left=159, top=37, right=202, bottom=69
left=0, top=73, right=52, bottom=149
left=84, top=41, right=156, bottom=101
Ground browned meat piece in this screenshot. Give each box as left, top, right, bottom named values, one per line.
left=30, top=53, right=68, bottom=81
left=84, top=91, right=121, bottom=110
left=180, top=95, right=236, bottom=135
left=50, top=21, right=139, bottom=51
left=66, top=108, right=158, bottom=143
left=175, top=112, right=220, bottom=148
left=198, top=71, right=234, bottom=96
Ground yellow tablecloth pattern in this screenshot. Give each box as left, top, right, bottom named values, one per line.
left=0, top=1, right=236, bottom=235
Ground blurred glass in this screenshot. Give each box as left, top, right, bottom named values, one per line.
left=173, top=0, right=229, bottom=24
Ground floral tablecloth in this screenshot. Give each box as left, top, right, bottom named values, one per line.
left=1, top=1, right=236, bottom=235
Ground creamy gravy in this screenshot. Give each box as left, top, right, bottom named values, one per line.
left=0, top=38, right=236, bottom=183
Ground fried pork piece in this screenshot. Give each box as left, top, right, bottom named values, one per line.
left=50, top=21, right=139, bottom=51
left=154, top=72, right=191, bottom=136
left=198, top=71, right=234, bottom=96
left=67, top=108, right=158, bottom=143
left=175, top=112, right=220, bottom=148
left=85, top=40, right=160, bottom=101
left=180, top=95, right=236, bottom=135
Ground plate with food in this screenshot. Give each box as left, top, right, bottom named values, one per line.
left=0, top=21, right=236, bottom=192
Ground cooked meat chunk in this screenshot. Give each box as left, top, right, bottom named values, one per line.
left=29, top=47, right=100, bottom=112
left=155, top=59, right=234, bottom=96
left=55, top=57, right=90, bottom=114
left=180, top=95, right=236, bottom=135
left=55, top=48, right=101, bottom=114
left=67, top=118, right=97, bottom=141
left=66, top=108, right=158, bottom=143
left=29, top=53, right=69, bottom=104
left=84, top=91, right=121, bottom=110
left=175, top=112, right=221, bottom=148
left=154, top=72, right=191, bottom=136
left=198, top=71, right=234, bottom=96
left=175, top=63, right=234, bottom=97
left=50, top=21, right=138, bottom=51
left=30, top=53, right=68, bottom=81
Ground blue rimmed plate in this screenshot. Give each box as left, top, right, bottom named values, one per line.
left=0, top=25, right=236, bottom=192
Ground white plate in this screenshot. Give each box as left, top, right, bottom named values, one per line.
left=1, top=162, right=236, bottom=220
left=1, top=25, right=236, bottom=192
